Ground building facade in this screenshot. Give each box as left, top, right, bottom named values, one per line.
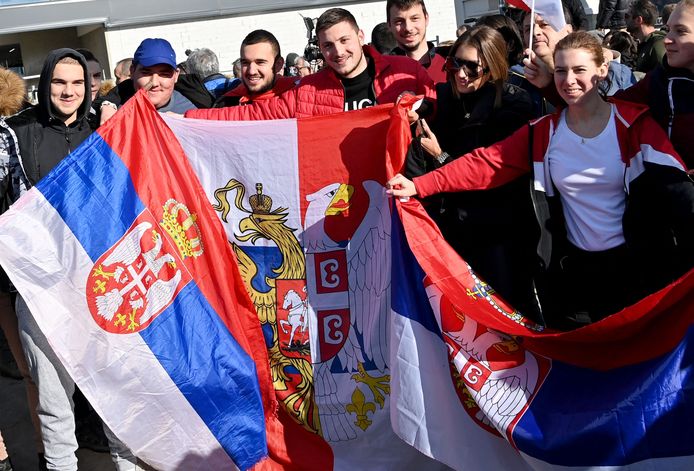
left=0, top=0, right=459, bottom=96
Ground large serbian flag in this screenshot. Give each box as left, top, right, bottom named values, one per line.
left=0, top=92, right=280, bottom=470
left=385, top=107, right=694, bottom=468
left=165, top=105, right=445, bottom=470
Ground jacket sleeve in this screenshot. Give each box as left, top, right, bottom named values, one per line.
left=0, top=122, right=28, bottom=204
left=613, top=72, right=650, bottom=104
left=627, top=114, right=694, bottom=275
left=184, top=89, right=297, bottom=120
left=413, top=124, right=532, bottom=197
left=596, top=0, right=617, bottom=28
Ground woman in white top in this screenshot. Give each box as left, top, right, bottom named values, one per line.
left=388, top=32, right=694, bottom=329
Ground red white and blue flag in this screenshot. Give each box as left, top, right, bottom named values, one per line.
left=2, top=91, right=694, bottom=471
left=0, top=92, right=281, bottom=470
left=387, top=101, right=694, bottom=469
left=506, top=0, right=567, bottom=31
left=392, top=193, right=694, bottom=469
left=166, top=102, right=445, bottom=470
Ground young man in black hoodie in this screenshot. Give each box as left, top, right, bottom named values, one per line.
left=5, top=49, right=137, bottom=471
left=7, top=49, right=94, bottom=186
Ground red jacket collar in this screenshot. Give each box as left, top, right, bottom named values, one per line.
left=221, top=75, right=297, bottom=103
left=534, top=98, right=650, bottom=130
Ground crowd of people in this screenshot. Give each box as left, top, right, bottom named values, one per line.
left=1, top=0, right=693, bottom=469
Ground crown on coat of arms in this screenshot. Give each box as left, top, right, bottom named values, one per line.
left=160, top=199, right=204, bottom=259
left=249, top=183, right=273, bottom=214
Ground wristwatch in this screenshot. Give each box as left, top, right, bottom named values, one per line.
left=435, top=151, right=449, bottom=164
left=100, top=100, right=118, bottom=111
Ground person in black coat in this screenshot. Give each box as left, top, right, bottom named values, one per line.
left=562, top=0, right=589, bottom=30
left=405, top=25, right=540, bottom=320
left=597, top=0, right=629, bottom=30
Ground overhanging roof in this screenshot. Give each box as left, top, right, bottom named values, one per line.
left=0, top=0, right=351, bottom=34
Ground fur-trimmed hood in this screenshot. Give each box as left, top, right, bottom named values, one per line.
left=0, top=67, right=27, bottom=117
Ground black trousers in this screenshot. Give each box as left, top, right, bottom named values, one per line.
left=543, top=243, right=640, bottom=330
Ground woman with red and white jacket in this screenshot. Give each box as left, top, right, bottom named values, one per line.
left=388, top=32, right=694, bottom=330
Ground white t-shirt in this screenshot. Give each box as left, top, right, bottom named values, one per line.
left=546, top=105, right=626, bottom=252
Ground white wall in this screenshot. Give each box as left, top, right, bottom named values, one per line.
left=104, top=0, right=458, bottom=77
left=455, top=0, right=499, bottom=26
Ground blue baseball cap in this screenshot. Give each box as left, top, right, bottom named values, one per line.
left=133, top=38, right=177, bottom=68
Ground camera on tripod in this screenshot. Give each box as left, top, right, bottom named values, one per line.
left=302, top=15, right=322, bottom=63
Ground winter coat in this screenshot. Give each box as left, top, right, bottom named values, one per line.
left=391, top=41, right=448, bottom=84
left=174, top=73, right=215, bottom=108
left=616, top=58, right=694, bottom=167
left=606, top=60, right=637, bottom=95
left=596, top=0, right=629, bottom=29
left=203, top=73, right=239, bottom=99
left=634, top=30, right=666, bottom=74
left=562, top=0, right=589, bottom=30
left=185, top=45, right=435, bottom=120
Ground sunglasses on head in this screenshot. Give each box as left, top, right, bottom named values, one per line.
left=443, top=57, right=488, bottom=79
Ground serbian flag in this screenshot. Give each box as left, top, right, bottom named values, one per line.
left=165, top=106, right=447, bottom=470
left=0, top=92, right=281, bottom=470
left=386, top=101, right=694, bottom=468
left=506, top=0, right=566, bottom=31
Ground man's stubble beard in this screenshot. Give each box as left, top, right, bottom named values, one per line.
left=248, top=75, right=276, bottom=97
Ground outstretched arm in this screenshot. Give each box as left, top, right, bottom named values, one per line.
left=412, top=124, right=533, bottom=198
left=185, top=90, right=297, bottom=121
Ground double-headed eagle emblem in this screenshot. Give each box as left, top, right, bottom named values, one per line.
left=213, top=179, right=392, bottom=440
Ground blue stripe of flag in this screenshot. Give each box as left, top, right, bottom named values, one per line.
left=141, top=282, right=267, bottom=470
left=514, top=325, right=694, bottom=465
left=36, top=132, right=145, bottom=262
left=391, top=207, right=442, bottom=336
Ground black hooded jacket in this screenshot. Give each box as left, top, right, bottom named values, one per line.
left=6, top=48, right=94, bottom=185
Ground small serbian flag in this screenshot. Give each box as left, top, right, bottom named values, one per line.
left=507, top=0, right=566, bottom=31
left=0, top=91, right=279, bottom=470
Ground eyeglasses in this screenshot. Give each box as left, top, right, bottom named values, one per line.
left=444, top=57, right=488, bottom=79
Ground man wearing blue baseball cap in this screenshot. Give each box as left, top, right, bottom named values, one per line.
left=98, top=38, right=196, bottom=124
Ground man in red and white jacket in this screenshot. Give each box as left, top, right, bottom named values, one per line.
left=185, top=7, right=435, bottom=121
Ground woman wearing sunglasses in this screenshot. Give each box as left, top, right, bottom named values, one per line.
left=391, top=32, right=694, bottom=330
left=405, top=25, right=539, bottom=319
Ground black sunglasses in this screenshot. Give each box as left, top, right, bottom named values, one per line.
left=443, top=57, right=489, bottom=79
